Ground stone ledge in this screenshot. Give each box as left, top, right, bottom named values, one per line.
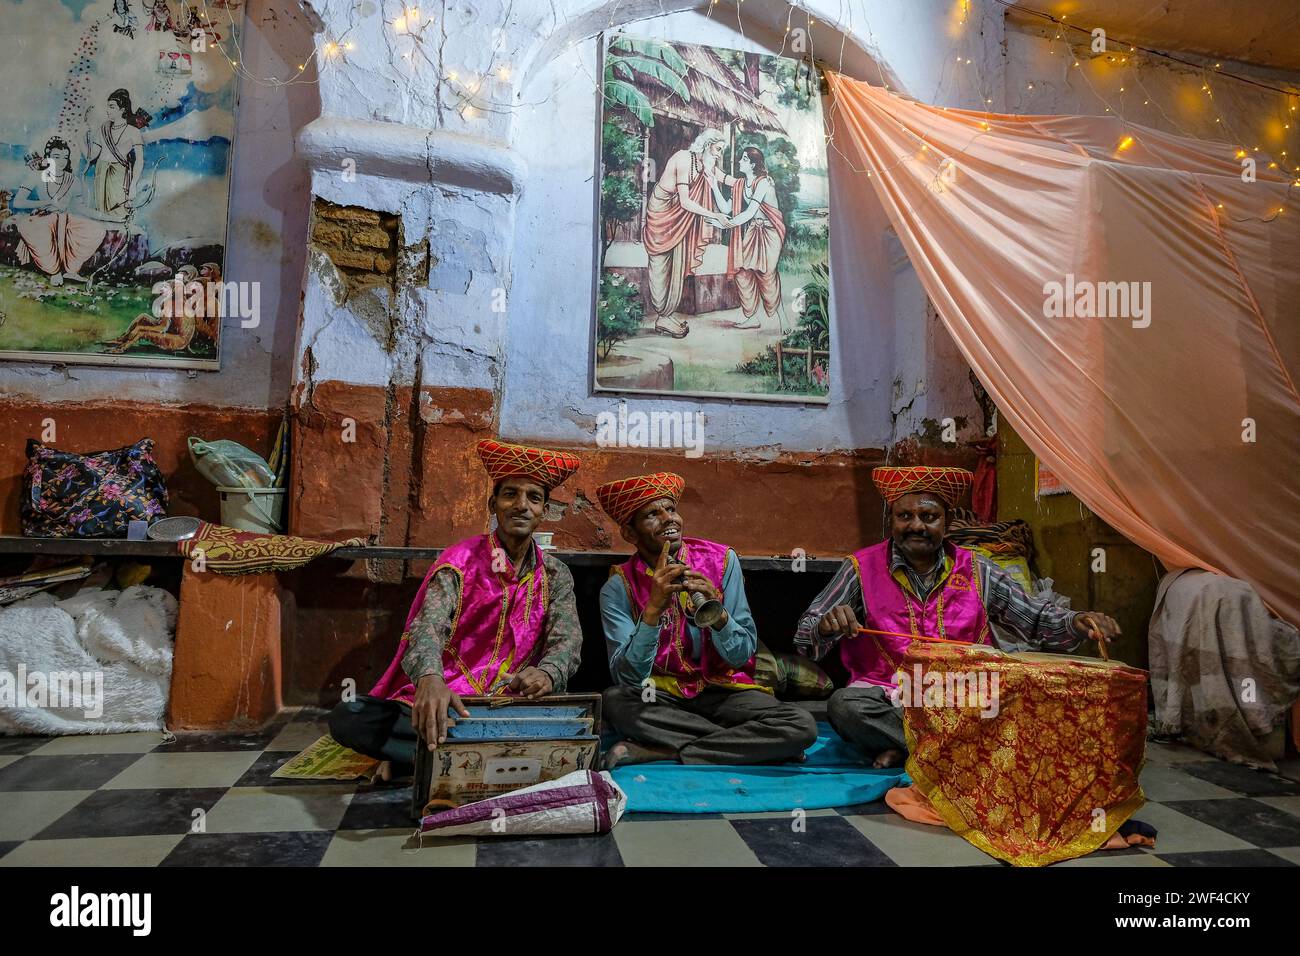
left=296, top=116, right=528, bottom=196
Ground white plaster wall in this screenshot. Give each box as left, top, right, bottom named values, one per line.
left=0, top=0, right=315, bottom=409
left=299, top=163, right=514, bottom=393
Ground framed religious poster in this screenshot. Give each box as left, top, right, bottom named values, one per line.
left=594, top=32, right=831, bottom=402
left=0, top=0, right=244, bottom=369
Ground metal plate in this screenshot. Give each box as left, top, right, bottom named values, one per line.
left=146, top=516, right=202, bottom=541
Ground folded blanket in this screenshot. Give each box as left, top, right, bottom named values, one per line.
left=1149, top=568, right=1300, bottom=771
left=945, top=518, right=1036, bottom=562
left=178, top=521, right=365, bottom=574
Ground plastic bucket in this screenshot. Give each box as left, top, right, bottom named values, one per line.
left=216, top=485, right=285, bottom=534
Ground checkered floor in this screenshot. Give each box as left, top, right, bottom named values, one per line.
left=2, top=707, right=1299, bottom=867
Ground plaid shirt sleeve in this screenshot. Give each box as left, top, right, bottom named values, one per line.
left=794, top=558, right=863, bottom=661
left=535, top=556, right=583, bottom=692
left=974, top=554, right=1083, bottom=652
left=400, top=568, right=459, bottom=683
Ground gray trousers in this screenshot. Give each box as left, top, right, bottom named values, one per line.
left=602, top=684, right=818, bottom=765
left=826, top=686, right=907, bottom=759
left=328, top=696, right=416, bottom=774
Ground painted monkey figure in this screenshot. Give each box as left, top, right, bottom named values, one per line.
left=103, top=263, right=223, bottom=354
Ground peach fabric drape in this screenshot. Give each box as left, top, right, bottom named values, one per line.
left=827, top=74, right=1300, bottom=626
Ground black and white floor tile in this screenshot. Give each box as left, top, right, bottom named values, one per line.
left=1, top=708, right=1297, bottom=867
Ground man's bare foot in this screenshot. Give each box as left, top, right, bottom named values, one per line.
left=603, top=739, right=676, bottom=769
left=873, top=748, right=904, bottom=769
left=374, top=760, right=393, bottom=782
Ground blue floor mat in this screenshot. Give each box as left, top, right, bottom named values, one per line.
left=609, top=722, right=909, bottom=814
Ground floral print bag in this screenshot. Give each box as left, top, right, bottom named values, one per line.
left=21, top=438, right=168, bottom=538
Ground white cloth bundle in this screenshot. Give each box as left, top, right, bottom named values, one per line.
left=418, top=770, right=626, bottom=838
left=0, top=585, right=176, bottom=734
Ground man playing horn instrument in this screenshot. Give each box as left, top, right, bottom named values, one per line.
left=596, top=472, right=817, bottom=768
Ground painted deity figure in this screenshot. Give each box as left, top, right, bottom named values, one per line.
left=112, top=0, right=139, bottom=38
left=641, top=129, right=732, bottom=340
left=8, top=137, right=107, bottom=286
left=707, top=146, right=790, bottom=333
left=145, top=0, right=174, bottom=33
left=84, top=89, right=150, bottom=223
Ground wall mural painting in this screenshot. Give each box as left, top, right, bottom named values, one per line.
left=595, top=33, right=832, bottom=403
left=0, top=0, right=243, bottom=369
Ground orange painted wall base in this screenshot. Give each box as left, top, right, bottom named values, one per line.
left=168, top=566, right=286, bottom=730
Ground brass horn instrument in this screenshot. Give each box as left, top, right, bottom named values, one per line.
left=667, top=551, right=728, bottom=629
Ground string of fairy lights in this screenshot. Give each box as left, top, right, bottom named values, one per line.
left=174, top=0, right=1297, bottom=218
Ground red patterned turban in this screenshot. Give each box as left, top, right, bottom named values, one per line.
left=595, top=472, right=685, bottom=526
left=873, top=466, right=973, bottom=507
left=476, top=439, right=580, bottom=491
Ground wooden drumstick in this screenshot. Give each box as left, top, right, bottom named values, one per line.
left=1091, top=624, right=1111, bottom=662
left=854, top=626, right=971, bottom=647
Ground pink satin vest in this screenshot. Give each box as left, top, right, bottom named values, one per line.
left=840, top=541, right=991, bottom=689
left=369, top=533, right=550, bottom=703
left=611, top=537, right=760, bottom=699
